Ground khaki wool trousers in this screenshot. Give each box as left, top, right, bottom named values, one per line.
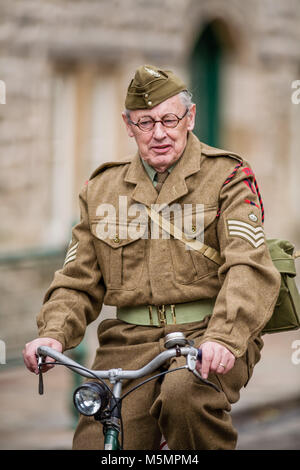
left=72, top=317, right=263, bottom=450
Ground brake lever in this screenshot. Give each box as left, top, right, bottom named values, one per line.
left=37, top=355, right=44, bottom=395
left=187, top=350, right=221, bottom=393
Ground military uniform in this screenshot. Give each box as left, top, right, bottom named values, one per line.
left=36, top=65, right=281, bottom=449
left=37, top=130, right=280, bottom=449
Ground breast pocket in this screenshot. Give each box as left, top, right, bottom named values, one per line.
left=169, top=205, right=219, bottom=284
left=91, top=219, right=147, bottom=290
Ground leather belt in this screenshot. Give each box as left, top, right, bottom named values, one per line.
left=116, top=298, right=215, bottom=327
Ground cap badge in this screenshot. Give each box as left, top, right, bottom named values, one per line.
left=144, top=66, right=161, bottom=78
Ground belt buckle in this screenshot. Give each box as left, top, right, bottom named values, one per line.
left=148, top=305, right=154, bottom=326
left=156, top=305, right=166, bottom=326
left=170, top=304, right=176, bottom=324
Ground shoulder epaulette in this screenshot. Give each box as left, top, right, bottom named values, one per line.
left=201, top=142, right=243, bottom=163
left=89, top=158, right=132, bottom=180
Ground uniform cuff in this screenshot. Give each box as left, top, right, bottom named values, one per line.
left=38, top=332, right=66, bottom=351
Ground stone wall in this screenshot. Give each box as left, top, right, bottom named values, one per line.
left=0, top=251, right=65, bottom=361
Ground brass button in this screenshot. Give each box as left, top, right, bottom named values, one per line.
left=191, top=225, right=196, bottom=233
left=113, top=235, right=120, bottom=244
left=144, top=93, right=149, bottom=98
left=148, top=100, right=152, bottom=106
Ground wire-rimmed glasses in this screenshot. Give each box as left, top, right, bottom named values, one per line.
left=128, top=108, right=189, bottom=132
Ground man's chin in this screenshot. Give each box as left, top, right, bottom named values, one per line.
left=149, top=154, right=175, bottom=170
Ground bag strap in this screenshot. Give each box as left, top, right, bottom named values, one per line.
left=146, top=207, right=223, bottom=265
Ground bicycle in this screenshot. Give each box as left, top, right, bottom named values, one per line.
left=37, top=331, right=220, bottom=450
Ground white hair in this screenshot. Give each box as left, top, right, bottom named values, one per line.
left=125, top=90, right=194, bottom=119
left=178, top=90, right=194, bottom=110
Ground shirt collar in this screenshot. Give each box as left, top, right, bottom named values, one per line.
left=141, top=158, right=175, bottom=185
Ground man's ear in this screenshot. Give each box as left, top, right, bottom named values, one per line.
left=186, top=103, right=196, bottom=132
left=122, top=112, right=135, bottom=137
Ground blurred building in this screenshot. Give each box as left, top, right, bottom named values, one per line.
left=0, top=0, right=300, bottom=361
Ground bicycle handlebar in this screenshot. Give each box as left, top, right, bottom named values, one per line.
left=37, top=342, right=220, bottom=394
left=37, top=344, right=199, bottom=381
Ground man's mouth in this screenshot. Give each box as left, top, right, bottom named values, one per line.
left=151, top=144, right=172, bottom=154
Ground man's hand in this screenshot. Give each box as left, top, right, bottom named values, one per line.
left=196, top=341, right=235, bottom=379
left=23, top=337, right=63, bottom=375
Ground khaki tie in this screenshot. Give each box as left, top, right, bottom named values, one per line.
left=155, top=170, right=169, bottom=193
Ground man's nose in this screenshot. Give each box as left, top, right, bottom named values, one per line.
left=152, top=121, right=167, bottom=139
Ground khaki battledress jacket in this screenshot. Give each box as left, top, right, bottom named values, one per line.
left=37, top=132, right=281, bottom=358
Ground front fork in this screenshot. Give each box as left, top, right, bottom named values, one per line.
left=104, top=425, right=121, bottom=450
left=96, top=382, right=123, bottom=450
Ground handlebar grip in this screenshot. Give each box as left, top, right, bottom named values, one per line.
left=197, top=349, right=202, bottom=363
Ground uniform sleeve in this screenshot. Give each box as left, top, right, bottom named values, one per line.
left=37, top=184, right=105, bottom=351
left=201, top=162, right=281, bottom=357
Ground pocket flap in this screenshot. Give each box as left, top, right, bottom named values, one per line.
left=170, top=205, right=217, bottom=239
left=91, top=220, right=147, bottom=248
left=267, top=239, right=297, bottom=276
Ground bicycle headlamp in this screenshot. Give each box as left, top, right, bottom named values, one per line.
left=73, top=382, right=109, bottom=417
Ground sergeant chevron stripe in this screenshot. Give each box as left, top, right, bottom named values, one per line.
left=227, top=220, right=264, bottom=248
left=64, top=242, right=79, bottom=266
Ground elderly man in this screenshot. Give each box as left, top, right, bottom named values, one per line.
left=23, top=65, right=280, bottom=450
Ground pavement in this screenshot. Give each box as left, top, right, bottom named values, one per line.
left=0, top=320, right=299, bottom=450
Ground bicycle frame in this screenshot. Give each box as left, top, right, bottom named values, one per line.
left=37, top=335, right=219, bottom=450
